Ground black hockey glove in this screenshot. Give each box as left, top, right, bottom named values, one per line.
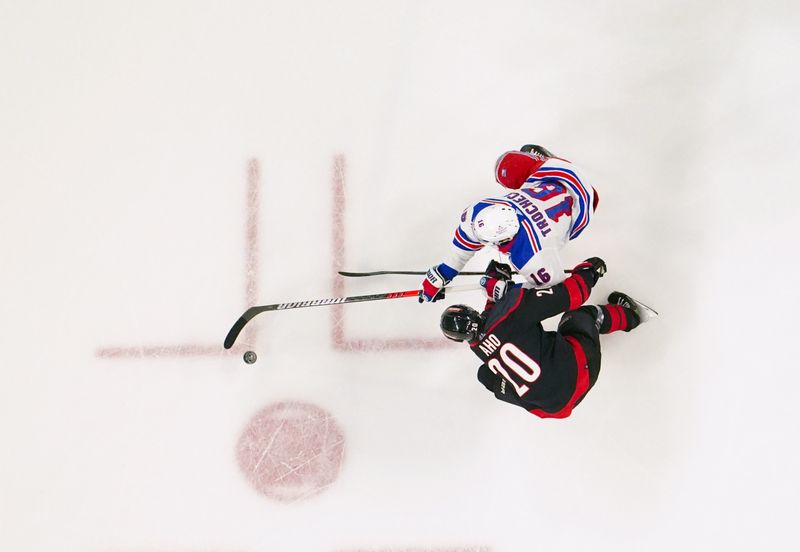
left=572, top=257, right=607, bottom=285
left=481, top=260, right=514, bottom=302
left=484, top=260, right=513, bottom=281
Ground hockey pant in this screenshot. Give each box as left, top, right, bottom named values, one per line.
left=557, top=306, right=603, bottom=403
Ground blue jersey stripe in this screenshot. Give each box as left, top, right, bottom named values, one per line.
left=527, top=167, right=591, bottom=239
left=508, top=225, right=535, bottom=267
left=452, top=237, right=481, bottom=251
left=519, top=218, right=541, bottom=252
left=456, top=227, right=482, bottom=247
left=453, top=227, right=483, bottom=251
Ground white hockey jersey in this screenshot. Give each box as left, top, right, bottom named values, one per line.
left=437, top=158, right=596, bottom=289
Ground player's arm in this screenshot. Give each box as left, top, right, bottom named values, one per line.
left=420, top=214, right=484, bottom=302
left=441, top=225, right=482, bottom=273
left=514, top=257, right=606, bottom=322
left=477, top=363, right=499, bottom=392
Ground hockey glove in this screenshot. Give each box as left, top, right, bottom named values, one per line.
left=572, top=257, right=607, bottom=286
left=481, top=276, right=510, bottom=302
left=419, top=266, right=448, bottom=303
left=481, top=260, right=514, bottom=302
left=484, top=260, right=513, bottom=281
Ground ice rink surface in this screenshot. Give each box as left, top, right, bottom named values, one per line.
left=2, top=1, right=799, bottom=550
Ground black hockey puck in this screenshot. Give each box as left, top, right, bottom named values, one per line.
left=243, top=351, right=257, bottom=364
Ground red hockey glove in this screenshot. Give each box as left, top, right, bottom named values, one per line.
left=481, top=276, right=509, bottom=302
left=419, top=266, right=448, bottom=303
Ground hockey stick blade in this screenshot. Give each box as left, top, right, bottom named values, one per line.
left=223, top=284, right=481, bottom=349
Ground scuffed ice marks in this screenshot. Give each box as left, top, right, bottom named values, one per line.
left=335, top=547, right=493, bottom=552
left=236, top=401, right=345, bottom=502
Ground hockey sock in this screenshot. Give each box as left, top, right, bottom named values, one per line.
left=598, top=304, right=640, bottom=334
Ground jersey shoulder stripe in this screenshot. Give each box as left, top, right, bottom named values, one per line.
left=518, top=217, right=542, bottom=254
left=508, top=221, right=535, bottom=267
left=453, top=226, right=483, bottom=251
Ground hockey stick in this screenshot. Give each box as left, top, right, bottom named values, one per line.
left=223, top=284, right=481, bottom=349
left=338, top=270, right=494, bottom=277
left=338, top=269, right=574, bottom=278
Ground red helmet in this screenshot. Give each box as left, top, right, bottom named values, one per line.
left=494, top=150, right=548, bottom=189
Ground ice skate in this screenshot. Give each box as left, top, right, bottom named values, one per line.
left=608, top=291, right=659, bottom=324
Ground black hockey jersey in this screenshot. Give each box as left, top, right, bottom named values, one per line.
left=470, top=270, right=598, bottom=418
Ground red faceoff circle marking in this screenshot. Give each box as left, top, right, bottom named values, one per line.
left=237, top=401, right=346, bottom=502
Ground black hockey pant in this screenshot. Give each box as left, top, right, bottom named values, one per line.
left=558, top=306, right=603, bottom=398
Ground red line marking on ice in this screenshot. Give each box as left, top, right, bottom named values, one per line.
left=330, top=154, right=453, bottom=352
left=330, top=155, right=347, bottom=349
left=95, top=158, right=262, bottom=358
left=96, top=153, right=449, bottom=358
left=243, top=158, right=260, bottom=346
left=97, top=345, right=221, bottom=358
left=336, top=547, right=492, bottom=552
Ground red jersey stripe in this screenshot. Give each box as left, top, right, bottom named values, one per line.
left=574, top=274, right=589, bottom=302
left=563, top=277, right=583, bottom=310
left=453, top=229, right=483, bottom=250
left=529, top=335, right=590, bottom=419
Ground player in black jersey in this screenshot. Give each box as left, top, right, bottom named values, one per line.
left=440, top=258, right=656, bottom=419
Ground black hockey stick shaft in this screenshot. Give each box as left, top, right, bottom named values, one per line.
left=223, top=284, right=480, bottom=349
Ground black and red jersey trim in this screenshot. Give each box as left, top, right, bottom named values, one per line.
left=564, top=274, right=589, bottom=311
left=487, top=290, right=524, bottom=334
left=529, top=336, right=590, bottom=419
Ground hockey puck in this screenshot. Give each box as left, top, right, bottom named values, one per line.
left=243, top=351, right=257, bottom=364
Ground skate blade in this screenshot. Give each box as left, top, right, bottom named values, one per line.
left=631, top=297, right=659, bottom=322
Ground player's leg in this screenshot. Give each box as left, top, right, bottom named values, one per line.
left=601, top=291, right=658, bottom=333
left=558, top=306, right=603, bottom=390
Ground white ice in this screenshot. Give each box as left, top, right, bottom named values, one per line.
left=2, top=1, right=799, bottom=551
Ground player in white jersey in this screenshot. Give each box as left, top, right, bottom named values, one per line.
left=420, top=145, right=599, bottom=302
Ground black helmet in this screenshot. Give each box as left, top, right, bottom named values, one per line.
left=440, top=304, right=482, bottom=342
